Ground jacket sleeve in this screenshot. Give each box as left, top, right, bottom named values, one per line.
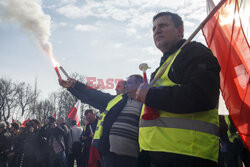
left=57, top=126, right=67, bottom=138
left=68, top=81, right=115, bottom=111
left=145, top=42, right=220, bottom=114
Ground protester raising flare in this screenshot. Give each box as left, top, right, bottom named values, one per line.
left=59, top=74, right=143, bottom=167
left=135, top=11, right=220, bottom=167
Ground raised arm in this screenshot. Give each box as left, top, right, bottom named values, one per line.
left=59, top=78, right=115, bottom=111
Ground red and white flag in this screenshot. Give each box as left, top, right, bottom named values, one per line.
left=21, top=118, right=31, bottom=127
left=68, top=100, right=81, bottom=126
left=202, top=0, right=250, bottom=150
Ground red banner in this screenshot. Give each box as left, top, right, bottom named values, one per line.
left=202, top=0, right=250, bottom=150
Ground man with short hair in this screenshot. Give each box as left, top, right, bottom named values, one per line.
left=59, top=74, right=143, bottom=167
left=47, top=116, right=67, bottom=167
left=57, top=117, right=69, bottom=135
left=115, top=80, right=126, bottom=95
left=136, top=11, right=220, bottom=167
left=57, top=117, right=69, bottom=153
left=81, top=109, right=98, bottom=167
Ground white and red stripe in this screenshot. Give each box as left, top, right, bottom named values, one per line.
left=68, top=100, right=81, bottom=126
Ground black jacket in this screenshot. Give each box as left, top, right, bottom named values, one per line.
left=81, top=119, right=98, bottom=154
left=146, top=39, right=220, bottom=114
left=0, top=129, right=11, bottom=161
left=48, top=126, right=67, bottom=152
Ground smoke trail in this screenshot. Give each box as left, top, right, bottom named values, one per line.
left=0, top=0, right=53, bottom=56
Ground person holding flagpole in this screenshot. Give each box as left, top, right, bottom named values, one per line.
left=135, top=11, right=221, bottom=167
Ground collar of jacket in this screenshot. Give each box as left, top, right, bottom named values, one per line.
left=160, top=39, right=186, bottom=66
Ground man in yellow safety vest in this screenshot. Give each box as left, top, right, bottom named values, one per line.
left=136, top=11, right=221, bottom=167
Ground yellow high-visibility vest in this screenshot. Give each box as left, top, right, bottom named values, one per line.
left=93, top=94, right=123, bottom=140
left=139, top=49, right=219, bottom=162
left=225, top=115, right=238, bottom=143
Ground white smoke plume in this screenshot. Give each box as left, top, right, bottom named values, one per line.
left=0, top=0, right=53, bottom=56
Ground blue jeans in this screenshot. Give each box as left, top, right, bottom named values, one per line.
left=57, top=151, right=67, bottom=167
left=50, top=151, right=67, bottom=167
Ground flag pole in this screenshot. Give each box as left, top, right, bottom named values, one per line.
left=150, top=0, right=227, bottom=85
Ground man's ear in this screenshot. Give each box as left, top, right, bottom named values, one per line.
left=177, top=26, right=184, bottom=38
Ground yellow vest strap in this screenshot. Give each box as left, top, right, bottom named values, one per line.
left=140, top=117, right=219, bottom=136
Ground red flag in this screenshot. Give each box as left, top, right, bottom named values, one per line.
left=88, top=144, right=101, bottom=167
left=68, top=100, right=81, bottom=127
left=202, top=0, right=250, bottom=150
left=53, top=113, right=56, bottom=119
left=21, top=118, right=31, bottom=127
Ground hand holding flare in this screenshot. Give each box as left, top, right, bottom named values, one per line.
left=54, top=66, right=62, bottom=80
left=137, top=63, right=160, bottom=120
left=54, top=65, right=70, bottom=81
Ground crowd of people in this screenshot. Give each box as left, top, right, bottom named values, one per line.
left=0, top=109, right=98, bottom=167
left=1, top=11, right=249, bottom=167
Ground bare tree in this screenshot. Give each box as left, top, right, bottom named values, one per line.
left=57, top=89, right=76, bottom=118
left=55, top=72, right=87, bottom=119
left=36, top=99, right=54, bottom=123
left=0, top=73, right=95, bottom=123
left=30, top=78, right=40, bottom=116
left=16, top=82, right=35, bottom=118
left=0, top=78, right=18, bottom=121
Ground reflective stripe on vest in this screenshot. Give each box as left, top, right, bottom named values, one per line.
left=93, top=94, right=123, bottom=140
left=140, top=117, right=219, bottom=136
left=139, top=49, right=219, bottom=163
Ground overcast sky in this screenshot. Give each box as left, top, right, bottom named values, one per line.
left=0, top=0, right=224, bottom=99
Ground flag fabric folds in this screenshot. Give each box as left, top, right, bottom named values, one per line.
left=202, top=0, right=250, bottom=151
left=88, top=144, right=102, bottom=167
left=68, top=100, right=81, bottom=126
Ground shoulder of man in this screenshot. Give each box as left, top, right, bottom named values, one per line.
left=181, top=41, right=213, bottom=57
left=175, top=41, right=219, bottom=68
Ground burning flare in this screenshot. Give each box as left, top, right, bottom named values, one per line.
left=0, top=0, right=69, bottom=79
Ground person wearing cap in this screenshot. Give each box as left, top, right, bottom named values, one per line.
left=0, top=121, right=11, bottom=167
